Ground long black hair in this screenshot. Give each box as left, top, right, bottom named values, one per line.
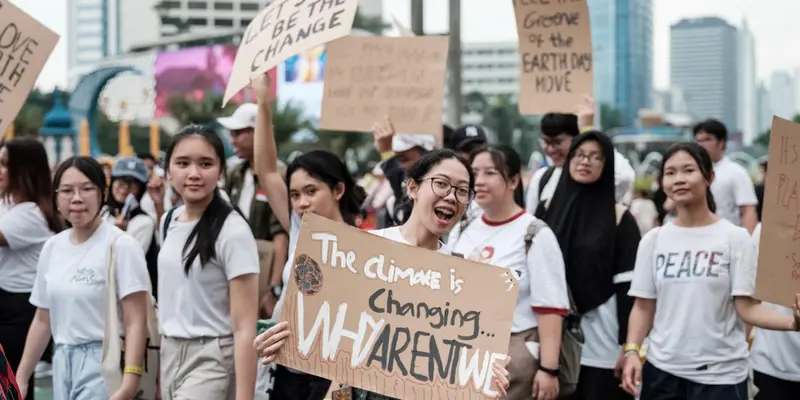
left=165, top=124, right=242, bottom=274
left=285, top=150, right=366, bottom=226
left=469, top=144, right=524, bottom=208
left=52, top=156, right=108, bottom=226
left=659, top=142, right=717, bottom=213
left=3, top=138, right=63, bottom=232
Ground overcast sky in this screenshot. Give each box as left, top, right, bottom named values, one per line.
left=16, top=0, right=800, bottom=91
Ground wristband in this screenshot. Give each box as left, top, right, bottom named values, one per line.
left=380, top=151, right=394, bottom=161
left=624, top=350, right=640, bottom=358
left=538, top=365, right=560, bottom=377
left=123, top=365, right=144, bottom=376
left=623, top=343, right=640, bottom=353
left=580, top=125, right=595, bottom=134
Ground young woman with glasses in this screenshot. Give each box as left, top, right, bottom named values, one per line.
left=16, top=156, right=150, bottom=399
left=250, top=73, right=510, bottom=400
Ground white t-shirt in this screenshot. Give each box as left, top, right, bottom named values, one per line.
left=525, top=148, right=635, bottom=214
left=448, top=212, right=569, bottom=333
left=628, top=219, right=756, bottom=385
left=237, top=168, right=256, bottom=221
left=748, top=223, right=800, bottom=382
left=629, top=198, right=659, bottom=235
left=0, top=202, right=54, bottom=293
left=29, top=222, right=150, bottom=345
left=711, top=157, right=758, bottom=226
left=158, top=206, right=260, bottom=338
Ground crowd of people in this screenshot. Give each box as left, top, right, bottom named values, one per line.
left=0, top=72, right=797, bottom=400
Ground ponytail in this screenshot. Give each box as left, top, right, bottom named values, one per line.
left=706, top=187, right=717, bottom=213
left=181, top=188, right=237, bottom=274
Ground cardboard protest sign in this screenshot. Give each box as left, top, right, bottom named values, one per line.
left=277, top=213, right=519, bottom=399
left=755, top=116, right=800, bottom=307
left=0, top=0, right=60, bottom=134
left=513, top=0, right=593, bottom=115
left=223, top=0, right=359, bottom=106
left=319, top=36, right=449, bottom=144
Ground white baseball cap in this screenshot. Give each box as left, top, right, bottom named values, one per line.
left=217, top=103, right=258, bottom=131
left=391, top=133, right=436, bottom=153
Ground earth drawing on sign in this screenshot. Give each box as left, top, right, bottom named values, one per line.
left=293, top=253, right=323, bottom=295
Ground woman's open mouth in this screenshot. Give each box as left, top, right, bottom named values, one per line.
left=434, top=207, right=455, bottom=222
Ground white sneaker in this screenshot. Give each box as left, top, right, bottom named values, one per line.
left=34, top=361, right=52, bottom=378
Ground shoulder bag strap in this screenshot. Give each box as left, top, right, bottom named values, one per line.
left=101, top=232, right=124, bottom=394
left=524, top=218, right=579, bottom=314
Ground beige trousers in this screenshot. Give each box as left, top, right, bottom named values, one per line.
left=505, top=328, right=541, bottom=400
left=160, top=336, right=235, bottom=400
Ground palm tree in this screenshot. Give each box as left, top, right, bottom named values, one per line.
left=352, top=11, right=390, bottom=35
left=166, top=92, right=239, bottom=126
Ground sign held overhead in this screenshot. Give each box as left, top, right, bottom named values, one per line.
left=223, top=0, right=359, bottom=105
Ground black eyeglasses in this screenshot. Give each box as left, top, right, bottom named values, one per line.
left=419, top=177, right=474, bottom=204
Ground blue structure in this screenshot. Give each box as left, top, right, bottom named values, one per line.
left=40, top=90, right=76, bottom=164
left=67, top=66, right=141, bottom=157
left=589, top=0, right=653, bottom=126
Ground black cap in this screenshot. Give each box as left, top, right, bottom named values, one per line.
left=451, top=124, right=488, bottom=150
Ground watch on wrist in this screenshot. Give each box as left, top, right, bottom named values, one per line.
left=270, top=284, right=283, bottom=298
left=538, top=365, right=560, bottom=377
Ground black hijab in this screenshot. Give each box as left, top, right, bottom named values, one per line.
left=543, top=131, right=617, bottom=314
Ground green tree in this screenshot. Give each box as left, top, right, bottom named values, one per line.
left=165, top=92, right=240, bottom=126
left=352, top=11, right=390, bottom=35
left=599, top=103, right=624, bottom=130
left=755, top=113, right=800, bottom=148
left=464, top=91, right=488, bottom=115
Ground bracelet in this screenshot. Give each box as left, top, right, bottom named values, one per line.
left=624, top=350, right=640, bottom=358
left=623, top=343, right=640, bottom=353
left=380, top=151, right=394, bottom=161
left=123, top=365, right=144, bottom=376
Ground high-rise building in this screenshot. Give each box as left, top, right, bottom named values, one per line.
left=768, top=71, right=796, bottom=120
left=737, top=20, right=757, bottom=145
left=157, top=0, right=382, bottom=36
left=670, top=17, right=739, bottom=132
left=67, top=0, right=160, bottom=88
left=588, top=0, right=654, bottom=127
left=756, top=82, right=771, bottom=133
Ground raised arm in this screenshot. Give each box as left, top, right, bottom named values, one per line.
left=252, top=74, right=291, bottom=230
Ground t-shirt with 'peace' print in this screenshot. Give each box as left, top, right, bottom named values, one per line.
left=628, top=219, right=757, bottom=385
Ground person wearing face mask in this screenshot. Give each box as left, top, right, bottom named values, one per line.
left=526, top=98, right=635, bottom=216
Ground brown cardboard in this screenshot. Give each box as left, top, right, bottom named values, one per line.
left=319, top=36, right=449, bottom=144
left=256, top=239, right=276, bottom=299
left=0, top=0, right=60, bottom=134
left=277, top=213, right=519, bottom=399
left=223, top=0, right=359, bottom=105
left=755, top=116, right=800, bottom=307
left=513, top=0, right=593, bottom=115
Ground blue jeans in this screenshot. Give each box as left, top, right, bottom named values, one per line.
left=53, top=342, right=108, bottom=400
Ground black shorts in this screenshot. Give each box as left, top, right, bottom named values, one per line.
left=753, top=370, right=800, bottom=400
left=640, top=362, right=748, bottom=400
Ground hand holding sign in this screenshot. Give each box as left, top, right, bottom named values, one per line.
left=223, top=0, right=359, bottom=105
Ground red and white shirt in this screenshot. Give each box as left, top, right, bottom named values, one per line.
left=448, top=210, right=569, bottom=333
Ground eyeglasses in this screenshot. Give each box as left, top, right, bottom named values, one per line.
left=55, top=185, right=99, bottom=199
left=572, top=151, right=604, bottom=165
left=420, top=177, right=474, bottom=204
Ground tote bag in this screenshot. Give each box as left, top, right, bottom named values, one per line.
left=101, top=232, right=161, bottom=399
